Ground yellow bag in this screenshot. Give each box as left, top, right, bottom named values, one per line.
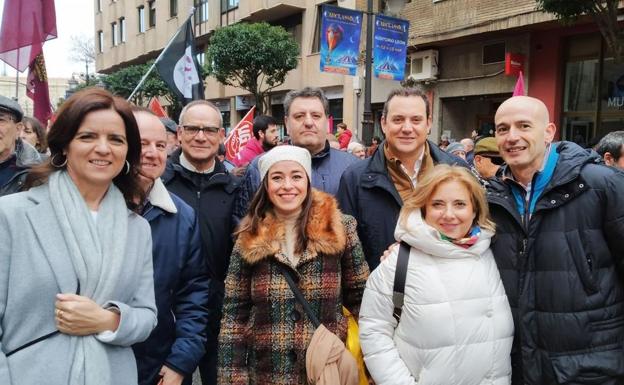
left=343, top=306, right=369, bottom=385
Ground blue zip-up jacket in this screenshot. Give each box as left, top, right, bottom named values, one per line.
left=133, top=180, right=210, bottom=385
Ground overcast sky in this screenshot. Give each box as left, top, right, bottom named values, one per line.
left=0, top=0, right=94, bottom=78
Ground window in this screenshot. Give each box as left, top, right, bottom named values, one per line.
left=562, top=34, right=624, bottom=143
left=119, top=17, right=126, bottom=43
left=138, top=6, right=145, bottom=33
left=196, top=51, right=205, bottom=66
left=170, top=0, right=178, bottom=17
left=221, top=0, right=239, bottom=12
left=111, top=22, right=118, bottom=46
left=98, top=30, right=104, bottom=53
left=272, top=14, right=302, bottom=46
left=482, top=42, right=505, bottom=64
left=97, top=0, right=102, bottom=12
left=148, top=0, right=156, bottom=28
left=195, top=0, right=209, bottom=23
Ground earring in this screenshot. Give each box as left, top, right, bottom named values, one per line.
left=50, top=153, right=68, bottom=168
left=124, top=160, right=131, bottom=175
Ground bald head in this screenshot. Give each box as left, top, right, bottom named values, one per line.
left=494, top=96, right=556, bottom=185
left=496, top=96, right=550, bottom=127
left=133, top=110, right=168, bottom=187
left=134, top=110, right=167, bottom=137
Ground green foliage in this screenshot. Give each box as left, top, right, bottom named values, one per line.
left=100, top=60, right=175, bottom=106
left=206, top=22, right=300, bottom=114
left=535, top=0, right=592, bottom=21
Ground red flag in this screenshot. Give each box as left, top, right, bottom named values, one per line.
left=224, top=106, right=255, bottom=162
left=148, top=97, right=169, bottom=118
left=0, top=0, right=57, bottom=72
left=513, top=71, right=525, bottom=96
left=26, top=52, right=51, bottom=124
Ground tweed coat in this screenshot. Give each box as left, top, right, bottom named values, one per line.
left=0, top=184, right=157, bottom=385
left=217, top=190, right=369, bottom=385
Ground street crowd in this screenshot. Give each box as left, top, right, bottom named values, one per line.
left=0, top=85, right=623, bottom=385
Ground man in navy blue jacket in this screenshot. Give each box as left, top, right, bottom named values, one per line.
left=132, top=107, right=211, bottom=385
left=337, top=88, right=466, bottom=270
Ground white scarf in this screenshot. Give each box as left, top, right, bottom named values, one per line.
left=48, top=170, right=129, bottom=385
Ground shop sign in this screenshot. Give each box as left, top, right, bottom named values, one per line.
left=505, top=53, right=524, bottom=76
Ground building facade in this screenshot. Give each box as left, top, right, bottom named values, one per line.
left=95, top=0, right=624, bottom=145
left=395, top=0, right=624, bottom=144
left=0, top=75, right=75, bottom=120
left=94, top=0, right=359, bottom=136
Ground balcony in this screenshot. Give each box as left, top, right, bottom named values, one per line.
left=238, top=0, right=306, bottom=23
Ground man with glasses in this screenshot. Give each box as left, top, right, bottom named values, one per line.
left=161, top=100, right=240, bottom=385
left=0, top=95, right=41, bottom=197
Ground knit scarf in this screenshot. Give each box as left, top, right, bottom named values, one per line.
left=48, top=170, right=129, bottom=385
left=439, top=225, right=481, bottom=249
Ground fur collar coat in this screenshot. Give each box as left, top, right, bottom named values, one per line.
left=217, top=190, right=369, bottom=385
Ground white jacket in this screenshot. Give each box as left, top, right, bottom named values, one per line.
left=359, top=210, right=513, bottom=385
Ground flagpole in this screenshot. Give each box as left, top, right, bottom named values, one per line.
left=127, top=7, right=196, bottom=102
left=14, top=0, right=23, bottom=100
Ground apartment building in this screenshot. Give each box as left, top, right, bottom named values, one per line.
left=94, top=0, right=358, bottom=135
left=395, top=0, right=624, bottom=143
left=95, top=0, right=624, bottom=143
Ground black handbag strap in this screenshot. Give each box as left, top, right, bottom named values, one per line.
left=392, top=241, right=411, bottom=323
left=276, top=263, right=321, bottom=329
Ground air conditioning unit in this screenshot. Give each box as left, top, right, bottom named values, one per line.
left=408, top=49, right=439, bottom=81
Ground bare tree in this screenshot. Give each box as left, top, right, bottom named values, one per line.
left=69, top=34, right=96, bottom=83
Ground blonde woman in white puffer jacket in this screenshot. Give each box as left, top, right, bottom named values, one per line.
left=359, top=165, right=513, bottom=385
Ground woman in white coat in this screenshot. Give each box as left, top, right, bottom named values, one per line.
left=0, top=88, right=157, bottom=385
left=359, top=164, right=513, bottom=385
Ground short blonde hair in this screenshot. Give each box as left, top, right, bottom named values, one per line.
left=400, top=164, right=495, bottom=232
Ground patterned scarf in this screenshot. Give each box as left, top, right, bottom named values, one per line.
left=439, top=225, right=481, bottom=249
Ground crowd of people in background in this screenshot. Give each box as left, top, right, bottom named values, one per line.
left=0, top=85, right=623, bottom=385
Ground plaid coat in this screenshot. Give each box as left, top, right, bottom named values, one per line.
left=217, top=190, right=369, bottom=385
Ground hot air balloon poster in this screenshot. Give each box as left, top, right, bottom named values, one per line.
left=373, top=14, right=409, bottom=81
left=319, top=4, right=363, bottom=76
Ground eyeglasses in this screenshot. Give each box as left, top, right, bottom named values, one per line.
left=181, top=125, right=220, bottom=136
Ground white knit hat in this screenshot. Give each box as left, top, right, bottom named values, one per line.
left=258, top=145, right=312, bottom=181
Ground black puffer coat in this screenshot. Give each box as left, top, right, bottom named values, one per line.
left=487, top=141, right=624, bottom=385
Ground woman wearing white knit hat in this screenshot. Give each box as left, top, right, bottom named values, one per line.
left=218, top=145, right=370, bottom=385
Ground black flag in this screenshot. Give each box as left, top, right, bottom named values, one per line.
left=156, top=19, right=204, bottom=104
